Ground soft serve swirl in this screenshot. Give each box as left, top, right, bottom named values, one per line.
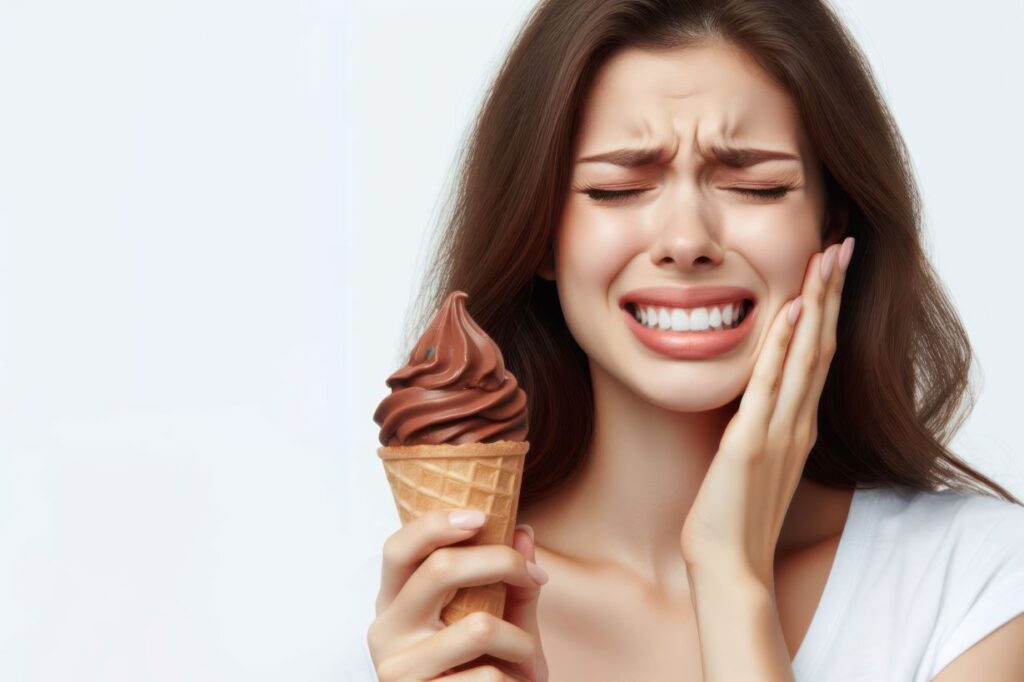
left=373, top=290, right=529, bottom=446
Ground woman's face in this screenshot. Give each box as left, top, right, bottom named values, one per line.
left=545, top=42, right=829, bottom=412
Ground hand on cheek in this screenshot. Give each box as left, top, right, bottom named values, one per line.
left=680, top=236, right=855, bottom=584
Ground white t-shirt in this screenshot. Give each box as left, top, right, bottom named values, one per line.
left=343, top=484, right=1024, bottom=681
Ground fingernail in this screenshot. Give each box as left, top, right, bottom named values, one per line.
left=787, top=296, right=803, bottom=325
left=515, top=523, right=535, bottom=541
left=526, top=560, right=549, bottom=585
left=448, top=510, right=486, bottom=529
left=820, top=246, right=837, bottom=282
left=839, top=236, right=855, bottom=272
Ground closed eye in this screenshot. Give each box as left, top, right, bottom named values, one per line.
left=581, top=187, right=649, bottom=202
left=579, top=186, right=794, bottom=203
left=731, top=186, right=793, bottom=200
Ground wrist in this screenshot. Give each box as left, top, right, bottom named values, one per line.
left=686, top=560, right=774, bottom=603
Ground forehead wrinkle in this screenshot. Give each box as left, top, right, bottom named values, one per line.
left=632, top=110, right=751, bottom=159
left=693, top=121, right=735, bottom=161
left=637, top=114, right=666, bottom=146
left=695, top=112, right=745, bottom=153
left=580, top=108, right=801, bottom=167
left=616, top=114, right=678, bottom=159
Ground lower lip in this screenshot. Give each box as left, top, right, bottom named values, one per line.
left=623, top=301, right=758, bottom=359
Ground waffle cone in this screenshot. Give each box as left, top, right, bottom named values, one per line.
left=377, top=440, right=529, bottom=626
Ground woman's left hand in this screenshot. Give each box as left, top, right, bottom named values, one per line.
left=680, top=236, right=855, bottom=587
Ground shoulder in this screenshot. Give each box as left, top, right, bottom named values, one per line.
left=914, top=486, right=1024, bottom=553
left=862, top=483, right=1024, bottom=554
left=919, top=485, right=1024, bottom=599
left=847, top=484, right=1024, bottom=626
left=839, top=485, right=1024, bottom=679
left=880, top=485, right=1024, bottom=679
left=874, top=484, right=1024, bottom=587
left=842, top=485, right=1024, bottom=604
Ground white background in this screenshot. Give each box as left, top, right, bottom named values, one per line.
left=0, top=0, right=1020, bottom=680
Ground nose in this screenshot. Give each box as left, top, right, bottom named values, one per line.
left=648, top=186, right=725, bottom=272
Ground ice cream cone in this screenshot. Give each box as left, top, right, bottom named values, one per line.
left=377, top=439, right=529, bottom=626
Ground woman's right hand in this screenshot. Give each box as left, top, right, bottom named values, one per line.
left=366, top=509, right=550, bottom=681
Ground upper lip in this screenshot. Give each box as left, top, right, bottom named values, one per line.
left=618, top=285, right=756, bottom=310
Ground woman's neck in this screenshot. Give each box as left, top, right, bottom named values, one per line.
left=518, top=358, right=852, bottom=601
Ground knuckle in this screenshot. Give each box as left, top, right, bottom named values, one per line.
left=366, top=616, right=400, bottom=673
left=465, top=611, right=499, bottom=643
left=433, top=508, right=457, bottom=527
left=832, top=264, right=846, bottom=288
left=375, top=657, right=398, bottom=682
left=743, top=446, right=767, bottom=463
left=381, top=535, right=402, bottom=568
left=754, top=369, right=779, bottom=395
left=503, top=546, right=527, bottom=573
left=718, top=429, right=739, bottom=453
left=476, top=666, right=508, bottom=682
left=814, top=281, right=828, bottom=304
left=798, top=348, right=819, bottom=373
left=426, top=547, right=457, bottom=580
left=365, top=621, right=380, bottom=652
left=821, top=340, right=837, bottom=360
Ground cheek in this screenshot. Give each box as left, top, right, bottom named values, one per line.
left=555, top=203, right=640, bottom=305
left=730, top=205, right=820, bottom=295
left=552, top=203, right=642, bottom=366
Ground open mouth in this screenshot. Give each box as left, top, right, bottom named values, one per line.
left=624, top=298, right=755, bottom=332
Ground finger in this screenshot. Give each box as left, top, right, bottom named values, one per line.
left=434, top=665, right=526, bottom=681
left=770, top=245, right=834, bottom=436
left=797, top=236, right=854, bottom=430
left=505, top=526, right=543, bottom=629
left=504, top=525, right=547, bottom=681
left=726, top=291, right=805, bottom=452
left=377, top=509, right=491, bottom=614
left=386, top=543, right=544, bottom=629
left=378, top=611, right=535, bottom=682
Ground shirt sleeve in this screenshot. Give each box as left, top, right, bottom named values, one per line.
left=929, top=501, right=1024, bottom=679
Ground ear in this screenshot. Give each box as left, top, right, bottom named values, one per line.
left=536, top=248, right=556, bottom=281
left=822, top=195, right=851, bottom=250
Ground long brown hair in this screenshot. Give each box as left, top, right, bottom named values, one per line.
left=399, top=0, right=1021, bottom=509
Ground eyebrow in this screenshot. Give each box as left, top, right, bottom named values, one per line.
left=576, top=144, right=800, bottom=168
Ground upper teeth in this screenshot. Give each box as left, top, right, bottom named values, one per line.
left=632, top=300, right=748, bottom=332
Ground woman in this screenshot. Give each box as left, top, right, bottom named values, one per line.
left=362, top=0, right=1024, bottom=679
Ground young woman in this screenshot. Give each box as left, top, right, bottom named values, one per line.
left=361, top=1, right=1024, bottom=679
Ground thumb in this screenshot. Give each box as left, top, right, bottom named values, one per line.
left=504, top=524, right=548, bottom=680
left=505, top=525, right=545, bottom=626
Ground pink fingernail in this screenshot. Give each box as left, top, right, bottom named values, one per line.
left=516, top=523, right=535, bottom=541
left=839, top=236, right=855, bottom=272
left=449, top=510, right=486, bottom=529
left=787, top=296, right=802, bottom=325
left=820, top=247, right=837, bottom=282
left=526, top=560, right=549, bottom=585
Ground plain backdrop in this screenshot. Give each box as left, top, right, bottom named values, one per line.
left=0, top=0, right=1021, bottom=680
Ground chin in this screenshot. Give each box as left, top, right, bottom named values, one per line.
left=633, top=379, right=746, bottom=413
